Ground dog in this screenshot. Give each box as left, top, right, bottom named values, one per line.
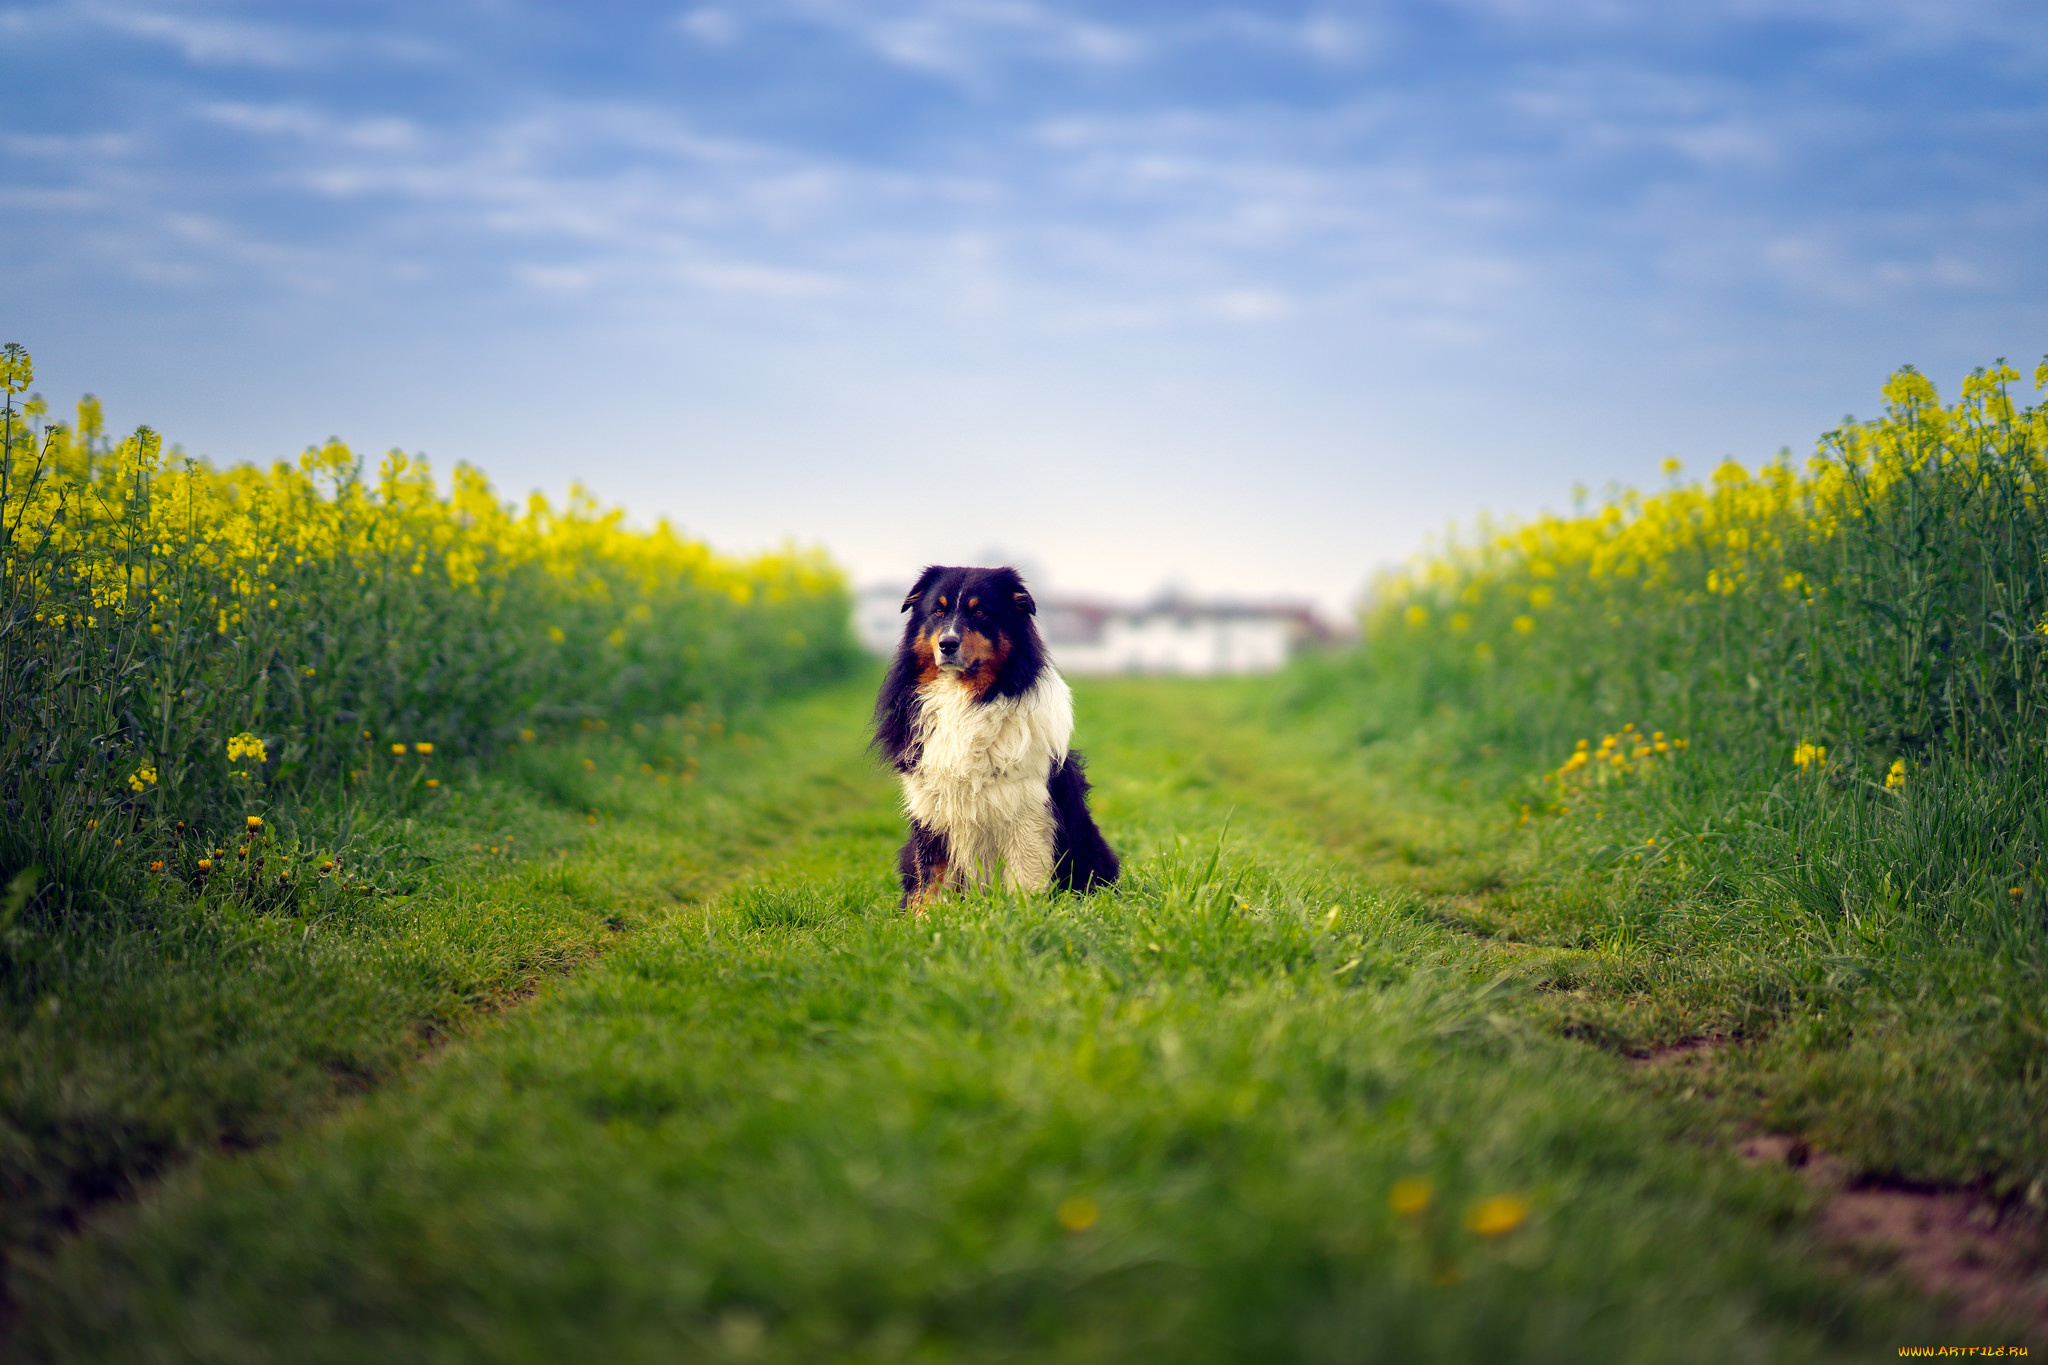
left=872, top=564, right=1119, bottom=911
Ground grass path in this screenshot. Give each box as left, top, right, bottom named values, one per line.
left=14, top=677, right=1937, bottom=1361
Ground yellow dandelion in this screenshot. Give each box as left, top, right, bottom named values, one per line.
left=414, top=742, right=432, bottom=755
left=1465, top=1194, right=1530, bottom=1238
left=246, top=815, right=263, bottom=831
left=1056, top=1196, right=1100, bottom=1232
left=425, top=778, right=440, bottom=788
left=196, top=859, right=213, bottom=872
left=1390, top=1177, right=1433, bottom=1217
left=1885, top=758, right=1906, bottom=792
left=391, top=744, right=407, bottom=756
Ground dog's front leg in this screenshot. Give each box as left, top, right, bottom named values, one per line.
left=898, top=820, right=950, bottom=916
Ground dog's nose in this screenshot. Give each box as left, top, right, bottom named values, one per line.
left=938, top=633, right=962, bottom=655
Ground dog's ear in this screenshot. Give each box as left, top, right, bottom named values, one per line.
left=901, top=565, right=945, bottom=613
left=989, top=565, right=1035, bottom=616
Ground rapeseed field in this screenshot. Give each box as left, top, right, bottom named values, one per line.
left=0, top=344, right=853, bottom=913
left=1304, top=356, right=2048, bottom=1197
left=0, top=345, right=857, bottom=1299
left=1360, top=357, right=2048, bottom=784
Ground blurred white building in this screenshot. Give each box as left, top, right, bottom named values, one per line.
left=854, top=586, right=1328, bottom=676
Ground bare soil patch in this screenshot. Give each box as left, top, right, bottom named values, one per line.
left=1742, top=1133, right=2048, bottom=1337
left=1628, top=1037, right=2048, bottom=1338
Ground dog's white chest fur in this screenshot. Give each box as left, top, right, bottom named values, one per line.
left=900, top=668, right=1073, bottom=891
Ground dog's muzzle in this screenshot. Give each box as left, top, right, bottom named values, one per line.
left=937, top=632, right=963, bottom=667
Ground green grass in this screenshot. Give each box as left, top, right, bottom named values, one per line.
left=9, top=676, right=1946, bottom=1362
left=0, top=680, right=883, bottom=1302
left=1259, top=660, right=2048, bottom=1200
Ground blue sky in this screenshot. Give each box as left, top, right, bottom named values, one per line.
left=5, top=1, right=2045, bottom=614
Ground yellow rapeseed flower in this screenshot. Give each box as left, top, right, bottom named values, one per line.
left=226, top=732, right=267, bottom=765
left=1885, top=758, right=1906, bottom=792
left=1793, top=741, right=1827, bottom=772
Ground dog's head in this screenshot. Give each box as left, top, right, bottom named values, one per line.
left=899, top=564, right=1041, bottom=696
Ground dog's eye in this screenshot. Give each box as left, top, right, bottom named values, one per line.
left=971, top=607, right=985, bottom=618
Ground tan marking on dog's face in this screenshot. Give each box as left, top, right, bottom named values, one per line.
left=912, top=632, right=942, bottom=686
left=955, top=629, right=1011, bottom=699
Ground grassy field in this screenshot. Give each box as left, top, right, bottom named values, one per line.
left=10, top=673, right=1953, bottom=1362
left=0, top=689, right=874, bottom=1309
left=8, top=351, right=2044, bottom=1358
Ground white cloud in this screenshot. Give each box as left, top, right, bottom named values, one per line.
left=675, top=6, right=739, bottom=45
left=75, top=1, right=331, bottom=66
left=1207, top=289, right=1293, bottom=322
left=781, top=0, right=1146, bottom=85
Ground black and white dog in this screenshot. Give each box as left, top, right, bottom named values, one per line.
left=872, top=565, right=1119, bottom=911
